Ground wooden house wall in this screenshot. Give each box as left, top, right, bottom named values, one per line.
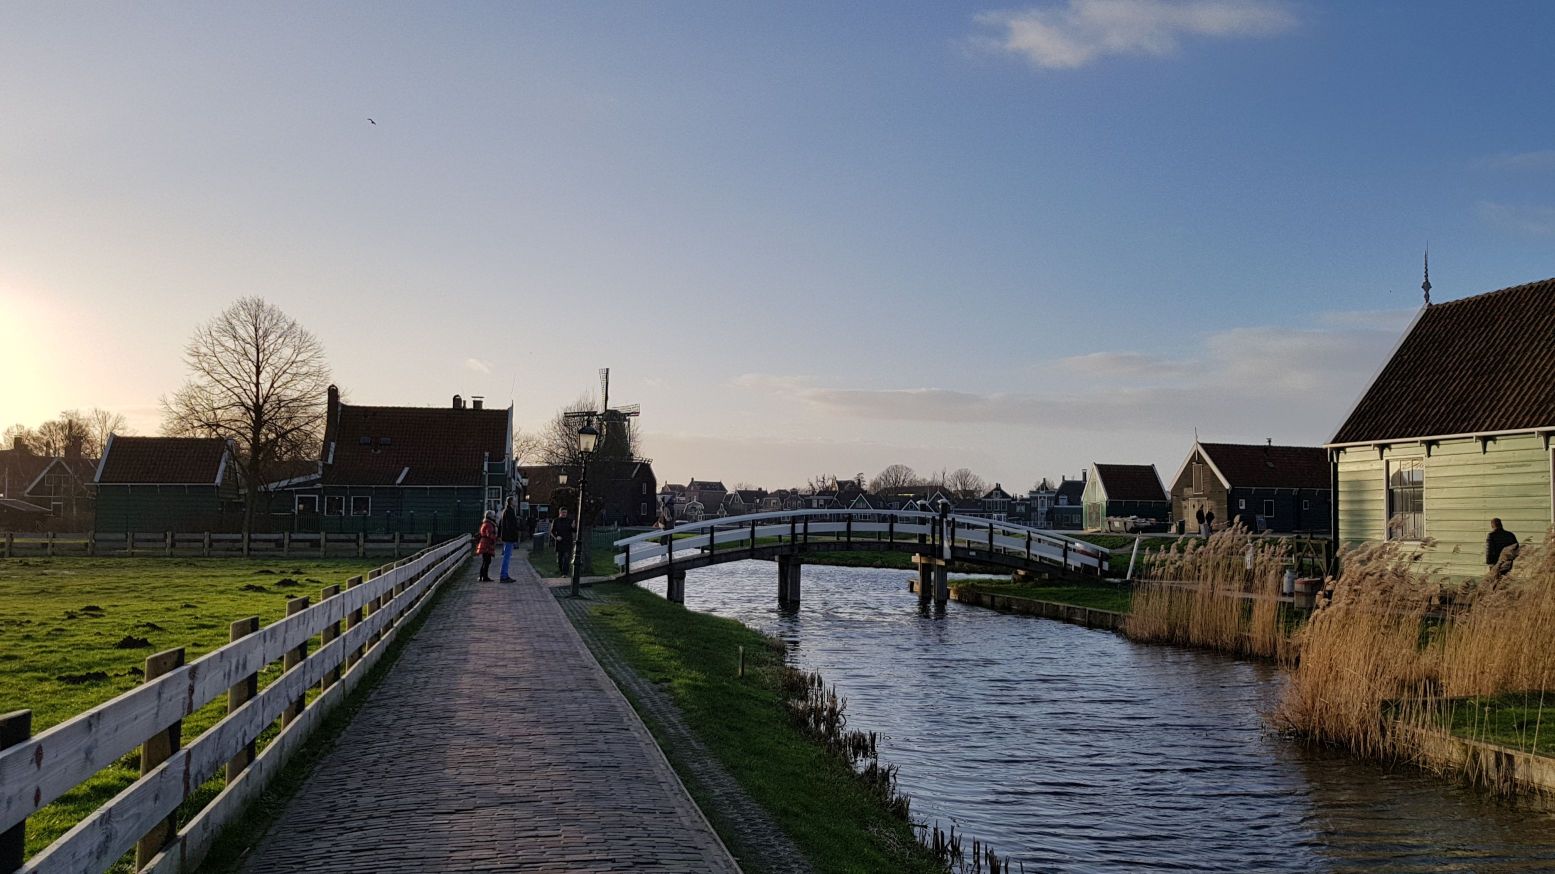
left=1336, top=433, right=1552, bottom=579
left=95, top=485, right=232, bottom=532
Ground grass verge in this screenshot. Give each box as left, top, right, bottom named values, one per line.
left=576, top=582, right=942, bottom=874
left=950, top=578, right=1132, bottom=614
left=527, top=529, right=619, bottom=578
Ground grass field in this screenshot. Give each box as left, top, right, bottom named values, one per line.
left=0, top=556, right=378, bottom=862
left=578, top=583, right=942, bottom=873
left=950, top=578, right=1134, bottom=613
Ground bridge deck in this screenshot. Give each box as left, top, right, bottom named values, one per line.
left=237, top=554, right=737, bottom=872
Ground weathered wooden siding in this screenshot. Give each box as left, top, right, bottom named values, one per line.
left=94, top=485, right=230, bottom=533
left=1336, top=434, right=1552, bottom=580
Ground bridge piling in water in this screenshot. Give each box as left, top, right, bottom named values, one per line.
left=778, top=554, right=802, bottom=608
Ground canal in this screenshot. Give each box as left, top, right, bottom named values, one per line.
left=643, top=560, right=1555, bottom=873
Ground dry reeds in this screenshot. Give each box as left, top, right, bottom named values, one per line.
left=1275, top=528, right=1555, bottom=795
left=1122, top=527, right=1297, bottom=660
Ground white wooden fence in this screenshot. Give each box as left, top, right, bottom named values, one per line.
left=0, top=537, right=468, bottom=874
left=0, top=531, right=437, bottom=559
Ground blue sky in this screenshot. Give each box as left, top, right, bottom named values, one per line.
left=3, top=1, right=1553, bottom=489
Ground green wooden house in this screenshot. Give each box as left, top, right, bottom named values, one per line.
left=93, top=436, right=241, bottom=532
left=1082, top=463, right=1169, bottom=531
left=1328, top=276, right=1555, bottom=580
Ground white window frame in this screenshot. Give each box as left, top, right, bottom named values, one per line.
left=350, top=495, right=372, bottom=516
left=1262, top=499, right=1275, bottom=517
left=1237, top=498, right=1246, bottom=510
left=1385, top=456, right=1426, bottom=541
left=295, top=494, right=320, bottom=514
left=1302, top=498, right=1311, bottom=510
left=486, top=487, right=502, bottom=503
left=325, top=495, right=345, bottom=516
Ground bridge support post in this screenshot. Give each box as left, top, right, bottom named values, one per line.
left=667, top=570, right=686, bottom=604
left=777, top=555, right=801, bottom=608
left=915, top=556, right=933, bottom=604
left=933, top=564, right=949, bottom=606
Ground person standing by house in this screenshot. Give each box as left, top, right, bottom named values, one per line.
left=475, top=510, right=499, bottom=582
left=1486, top=518, right=1519, bottom=576
left=1195, top=506, right=1207, bottom=538
left=552, top=508, right=575, bottom=576
left=498, top=497, right=521, bottom=583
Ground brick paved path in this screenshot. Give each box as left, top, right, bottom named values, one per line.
left=238, top=556, right=739, bottom=873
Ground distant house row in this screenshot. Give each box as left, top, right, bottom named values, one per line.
left=0, top=441, right=97, bottom=530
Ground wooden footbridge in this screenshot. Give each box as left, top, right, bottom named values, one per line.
left=612, top=509, right=1109, bottom=607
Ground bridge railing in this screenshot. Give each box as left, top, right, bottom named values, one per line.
left=0, top=537, right=468, bottom=874
left=611, top=509, right=1107, bottom=576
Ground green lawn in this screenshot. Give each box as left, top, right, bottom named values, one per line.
left=0, top=556, right=378, bottom=863
left=578, top=583, right=942, bottom=874
left=1442, top=693, right=1555, bottom=757
left=950, top=578, right=1133, bottom=614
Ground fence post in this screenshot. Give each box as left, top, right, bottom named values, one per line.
left=225, top=617, right=261, bottom=782
left=203, top=531, right=211, bottom=557
left=394, top=532, right=402, bottom=558
left=345, top=575, right=365, bottom=669
left=357, top=532, right=365, bottom=558
left=320, top=584, right=342, bottom=689
left=127, top=531, right=136, bottom=557
left=282, top=531, right=290, bottom=556
left=0, top=710, right=32, bottom=871
left=281, top=597, right=309, bottom=727
left=46, top=531, right=55, bottom=557
left=242, top=530, right=251, bottom=557
left=164, top=531, right=173, bottom=557
left=2, top=531, right=11, bottom=559
left=136, top=647, right=186, bottom=868
left=87, top=530, right=96, bottom=557
left=366, top=568, right=383, bottom=648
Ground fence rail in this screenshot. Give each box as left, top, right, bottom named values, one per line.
left=0, top=531, right=436, bottom=559
left=0, top=536, right=468, bottom=874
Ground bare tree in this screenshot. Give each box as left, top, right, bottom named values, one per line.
left=803, top=473, right=837, bottom=494
left=1, top=424, right=36, bottom=452
left=535, top=395, right=640, bottom=467
left=162, top=297, right=332, bottom=533
left=32, top=411, right=92, bottom=457
left=946, top=467, right=988, bottom=499
left=870, top=463, right=920, bottom=494
left=87, top=408, right=130, bottom=455
left=512, top=427, right=543, bottom=468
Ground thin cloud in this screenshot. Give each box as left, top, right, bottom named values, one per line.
left=463, top=358, right=492, bottom=374
left=1478, top=150, right=1555, bottom=172
left=972, top=0, right=1297, bottom=70
left=1059, top=351, right=1201, bottom=380
left=1476, top=201, right=1555, bottom=237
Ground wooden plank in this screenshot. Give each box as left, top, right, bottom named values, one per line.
left=0, top=540, right=462, bottom=834
left=0, top=711, right=29, bottom=872
left=136, top=647, right=185, bottom=869
left=224, top=617, right=260, bottom=783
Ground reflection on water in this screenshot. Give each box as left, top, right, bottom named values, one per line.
left=641, top=560, right=1555, bottom=873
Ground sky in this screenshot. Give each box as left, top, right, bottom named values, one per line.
left=3, top=1, right=1554, bottom=491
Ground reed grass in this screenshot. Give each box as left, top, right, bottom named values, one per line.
left=1122, top=528, right=1296, bottom=661
left=1275, top=528, right=1555, bottom=795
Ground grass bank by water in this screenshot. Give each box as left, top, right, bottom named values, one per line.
left=950, top=578, right=1132, bottom=614
left=527, top=529, right=619, bottom=578
left=577, top=582, right=942, bottom=874
left=0, top=557, right=378, bottom=861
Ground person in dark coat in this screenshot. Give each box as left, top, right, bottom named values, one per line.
left=1486, top=518, right=1519, bottom=576
left=552, top=508, right=575, bottom=576
left=498, top=497, right=521, bottom=583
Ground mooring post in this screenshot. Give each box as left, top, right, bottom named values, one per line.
left=916, top=555, right=933, bottom=604
left=1126, top=535, right=1142, bottom=581
left=225, top=617, right=261, bottom=782
left=777, top=554, right=802, bottom=607
left=0, top=710, right=32, bottom=872
left=137, top=647, right=186, bottom=868
left=667, top=570, right=686, bottom=604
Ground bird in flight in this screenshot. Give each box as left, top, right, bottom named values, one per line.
left=368, top=118, right=376, bottom=125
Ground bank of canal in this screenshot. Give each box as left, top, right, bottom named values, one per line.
left=642, top=560, right=1555, bottom=873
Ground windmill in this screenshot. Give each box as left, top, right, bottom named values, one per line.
left=562, top=368, right=640, bottom=459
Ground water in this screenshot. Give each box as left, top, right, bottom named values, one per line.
left=641, top=561, right=1555, bottom=873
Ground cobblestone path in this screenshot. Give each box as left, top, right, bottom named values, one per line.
left=237, top=556, right=739, bottom=873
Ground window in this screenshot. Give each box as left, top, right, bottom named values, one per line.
left=486, top=487, right=502, bottom=502
left=325, top=495, right=345, bottom=516
left=640, top=502, right=647, bottom=517
left=1302, top=499, right=1311, bottom=510
left=1238, top=498, right=1246, bottom=510
left=641, top=482, right=648, bottom=495
left=1192, top=462, right=1203, bottom=494
left=350, top=496, right=372, bottom=516
left=1387, top=458, right=1425, bottom=540
left=1262, top=499, right=1274, bottom=517
left=296, top=494, right=319, bottom=514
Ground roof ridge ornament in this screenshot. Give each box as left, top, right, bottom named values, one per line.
left=1422, top=246, right=1432, bottom=305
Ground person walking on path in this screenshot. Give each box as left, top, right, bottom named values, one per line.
left=475, top=510, right=499, bottom=582
left=1487, top=517, right=1519, bottom=577
left=552, top=508, right=576, bottom=577
left=498, top=496, right=521, bottom=582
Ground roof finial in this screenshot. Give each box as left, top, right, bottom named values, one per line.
left=1421, top=246, right=1432, bottom=305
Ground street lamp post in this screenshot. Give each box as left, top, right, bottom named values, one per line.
left=570, top=423, right=599, bottom=598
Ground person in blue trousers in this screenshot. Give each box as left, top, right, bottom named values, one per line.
left=498, top=497, right=521, bottom=583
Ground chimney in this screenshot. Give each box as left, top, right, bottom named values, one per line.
left=471, top=396, right=484, bottom=410
left=65, top=435, right=84, bottom=460
left=452, top=394, right=464, bottom=410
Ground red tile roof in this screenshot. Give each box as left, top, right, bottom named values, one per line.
left=325, top=404, right=509, bottom=486
left=1094, top=464, right=1166, bottom=502
left=1332, top=277, right=1555, bottom=444
left=97, top=437, right=230, bottom=484
left=1198, top=443, right=1329, bottom=490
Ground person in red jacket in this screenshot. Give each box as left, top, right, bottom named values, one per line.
left=475, top=510, right=499, bottom=581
